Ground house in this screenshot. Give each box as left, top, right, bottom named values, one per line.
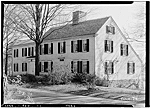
left=11, top=11, right=144, bottom=88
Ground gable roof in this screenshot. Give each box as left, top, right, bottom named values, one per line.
left=43, top=17, right=110, bottom=40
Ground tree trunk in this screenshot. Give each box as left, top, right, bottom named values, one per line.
left=35, top=42, right=40, bottom=76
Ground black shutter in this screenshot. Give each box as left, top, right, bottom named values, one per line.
left=51, top=43, right=53, bottom=54
left=113, top=27, right=115, bottom=34
left=80, top=40, right=82, bottom=52
left=25, top=48, right=27, bottom=56
left=71, top=61, right=73, bottom=73
left=58, top=42, right=60, bottom=54
left=126, top=45, right=128, bottom=56
left=32, top=47, right=34, bottom=56
left=79, top=61, right=82, bottom=73
left=87, top=61, right=89, bottom=74
left=14, top=64, right=15, bottom=71
left=22, top=63, right=24, bottom=71
left=87, top=39, right=89, bottom=52
left=106, top=25, right=109, bottom=33
left=127, top=63, right=129, bottom=74
left=17, top=63, right=18, bottom=72
left=63, top=42, right=66, bottom=53
left=51, top=61, right=53, bottom=72
left=14, top=50, right=15, bottom=57
left=71, top=41, right=73, bottom=53
left=120, top=44, right=123, bottom=56
left=22, top=48, right=24, bottom=57
left=77, top=40, right=80, bottom=52
left=17, top=49, right=18, bottom=57
left=111, top=62, right=114, bottom=74
left=39, top=62, right=41, bottom=72
left=133, top=63, right=135, bottom=74
left=105, top=62, right=107, bottom=74
left=77, top=61, right=80, bottom=73
left=111, top=41, right=113, bottom=53
left=104, top=40, right=107, bottom=52
left=28, top=47, right=30, bottom=56
left=25, top=63, right=27, bottom=71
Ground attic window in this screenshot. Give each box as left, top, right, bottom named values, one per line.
left=120, top=44, right=128, bottom=56
left=127, top=62, right=135, bottom=74
left=106, top=25, right=115, bottom=34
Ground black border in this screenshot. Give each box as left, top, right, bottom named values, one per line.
left=2, top=1, right=147, bottom=107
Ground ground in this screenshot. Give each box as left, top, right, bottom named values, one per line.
left=4, top=83, right=145, bottom=106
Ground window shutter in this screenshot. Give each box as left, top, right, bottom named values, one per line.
left=71, top=61, right=73, bottom=73
left=71, top=41, right=73, bottom=53
left=77, top=61, right=80, bottom=73
left=32, top=47, right=34, bottom=56
left=25, top=48, right=27, bottom=56
left=58, top=42, right=60, bottom=54
left=63, top=42, right=66, bottom=53
left=87, top=39, right=89, bottom=52
left=25, top=63, right=27, bottom=71
left=17, top=49, right=18, bottom=57
left=14, top=64, right=15, bottom=71
left=120, top=44, right=123, bottom=56
left=77, top=40, right=80, bottom=52
left=105, top=62, right=108, bottom=74
left=28, top=47, right=30, bottom=56
left=51, top=43, right=53, bottom=54
left=87, top=61, right=89, bottom=74
left=39, top=62, right=41, bottom=72
left=104, top=40, right=107, bottom=52
left=111, top=41, right=113, bottom=53
left=111, top=62, right=114, bottom=74
left=113, top=27, right=115, bottom=34
left=127, top=63, right=129, bottom=74
left=106, top=25, right=109, bottom=33
left=22, top=48, right=24, bottom=57
left=40, top=45, right=42, bottom=55
left=51, top=61, right=53, bottom=72
left=126, top=45, right=128, bottom=56
left=22, top=63, right=24, bottom=71
left=80, top=40, right=82, bottom=52
left=133, top=63, right=135, bottom=74
left=79, top=61, right=82, bottom=73
left=17, top=63, right=18, bottom=72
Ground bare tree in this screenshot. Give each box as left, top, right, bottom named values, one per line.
left=8, top=4, right=78, bottom=76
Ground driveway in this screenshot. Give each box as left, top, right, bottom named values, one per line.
left=6, top=85, right=137, bottom=105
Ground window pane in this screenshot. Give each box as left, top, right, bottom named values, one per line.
left=44, top=44, right=48, bottom=54
left=44, top=62, right=48, bottom=72
left=82, top=61, right=87, bottom=73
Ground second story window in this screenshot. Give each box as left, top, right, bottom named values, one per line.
left=22, top=63, right=27, bottom=72
left=121, top=44, right=128, bottom=56
left=14, top=49, right=18, bottom=58
left=105, top=61, right=114, bottom=74
left=106, top=25, right=115, bottom=34
left=14, top=63, right=18, bottom=72
left=58, top=41, right=66, bottom=54
left=104, top=40, right=113, bottom=53
left=127, top=62, right=135, bottom=74
left=49, top=43, right=53, bottom=54
left=44, top=44, right=48, bottom=54
left=71, top=39, right=89, bottom=53
left=28, top=47, right=34, bottom=56
left=22, top=48, right=27, bottom=57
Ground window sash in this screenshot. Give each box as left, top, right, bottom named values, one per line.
left=105, top=61, right=113, bottom=74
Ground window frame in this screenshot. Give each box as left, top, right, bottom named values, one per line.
left=14, top=63, right=18, bottom=72
left=105, top=60, right=114, bottom=75
left=106, top=25, right=115, bottom=34
left=58, top=41, right=66, bottom=54
left=104, top=40, right=113, bottom=53
left=121, top=43, right=128, bottom=56
left=127, top=61, right=135, bottom=74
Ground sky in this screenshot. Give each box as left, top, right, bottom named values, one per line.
left=77, top=2, right=146, bottom=63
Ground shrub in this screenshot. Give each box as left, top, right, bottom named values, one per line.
left=20, top=74, right=37, bottom=83
left=71, top=72, right=87, bottom=84
left=95, top=77, right=109, bottom=87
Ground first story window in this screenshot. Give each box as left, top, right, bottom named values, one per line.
left=105, top=61, right=114, bottom=74
left=22, top=63, right=27, bottom=72
left=127, top=62, right=135, bottom=74
left=121, top=44, right=128, bottom=56
left=104, top=40, right=113, bottom=53
left=40, top=61, right=53, bottom=72
left=14, top=63, right=18, bottom=72
left=71, top=60, right=89, bottom=73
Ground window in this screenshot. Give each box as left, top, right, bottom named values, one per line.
left=14, top=63, right=18, bottom=72
left=22, top=63, right=27, bottom=72
left=40, top=61, right=53, bottom=72
left=127, top=62, right=135, bottom=74
left=22, top=48, right=27, bottom=57
left=58, top=42, right=66, bottom=54
left=28, top=47, right=34, bottom=56
left=105, top=61, right=114, bottom=74
left=44, top=44, right=48, bottom=54
left=71, top=60, right=89, bottom=73
left=49, top=43, right=53, bottom=54
left=121, top=44, right=128, bottom=56
left=40, top=45, right=44, bottom=55
left=106, top=25, right=115, bottom=34
left=104, top=40, right=113, bottom=53
left=14, top=49, right=18, bottom=58
left=71, top=39, right=89, bottom=53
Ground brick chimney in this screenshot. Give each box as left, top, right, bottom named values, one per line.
left=72, top=11, right=86, bottom=25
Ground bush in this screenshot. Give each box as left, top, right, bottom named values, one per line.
left=20, top=74, right=37, bottom=83
left=95, top=77, right=109, bottom=87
